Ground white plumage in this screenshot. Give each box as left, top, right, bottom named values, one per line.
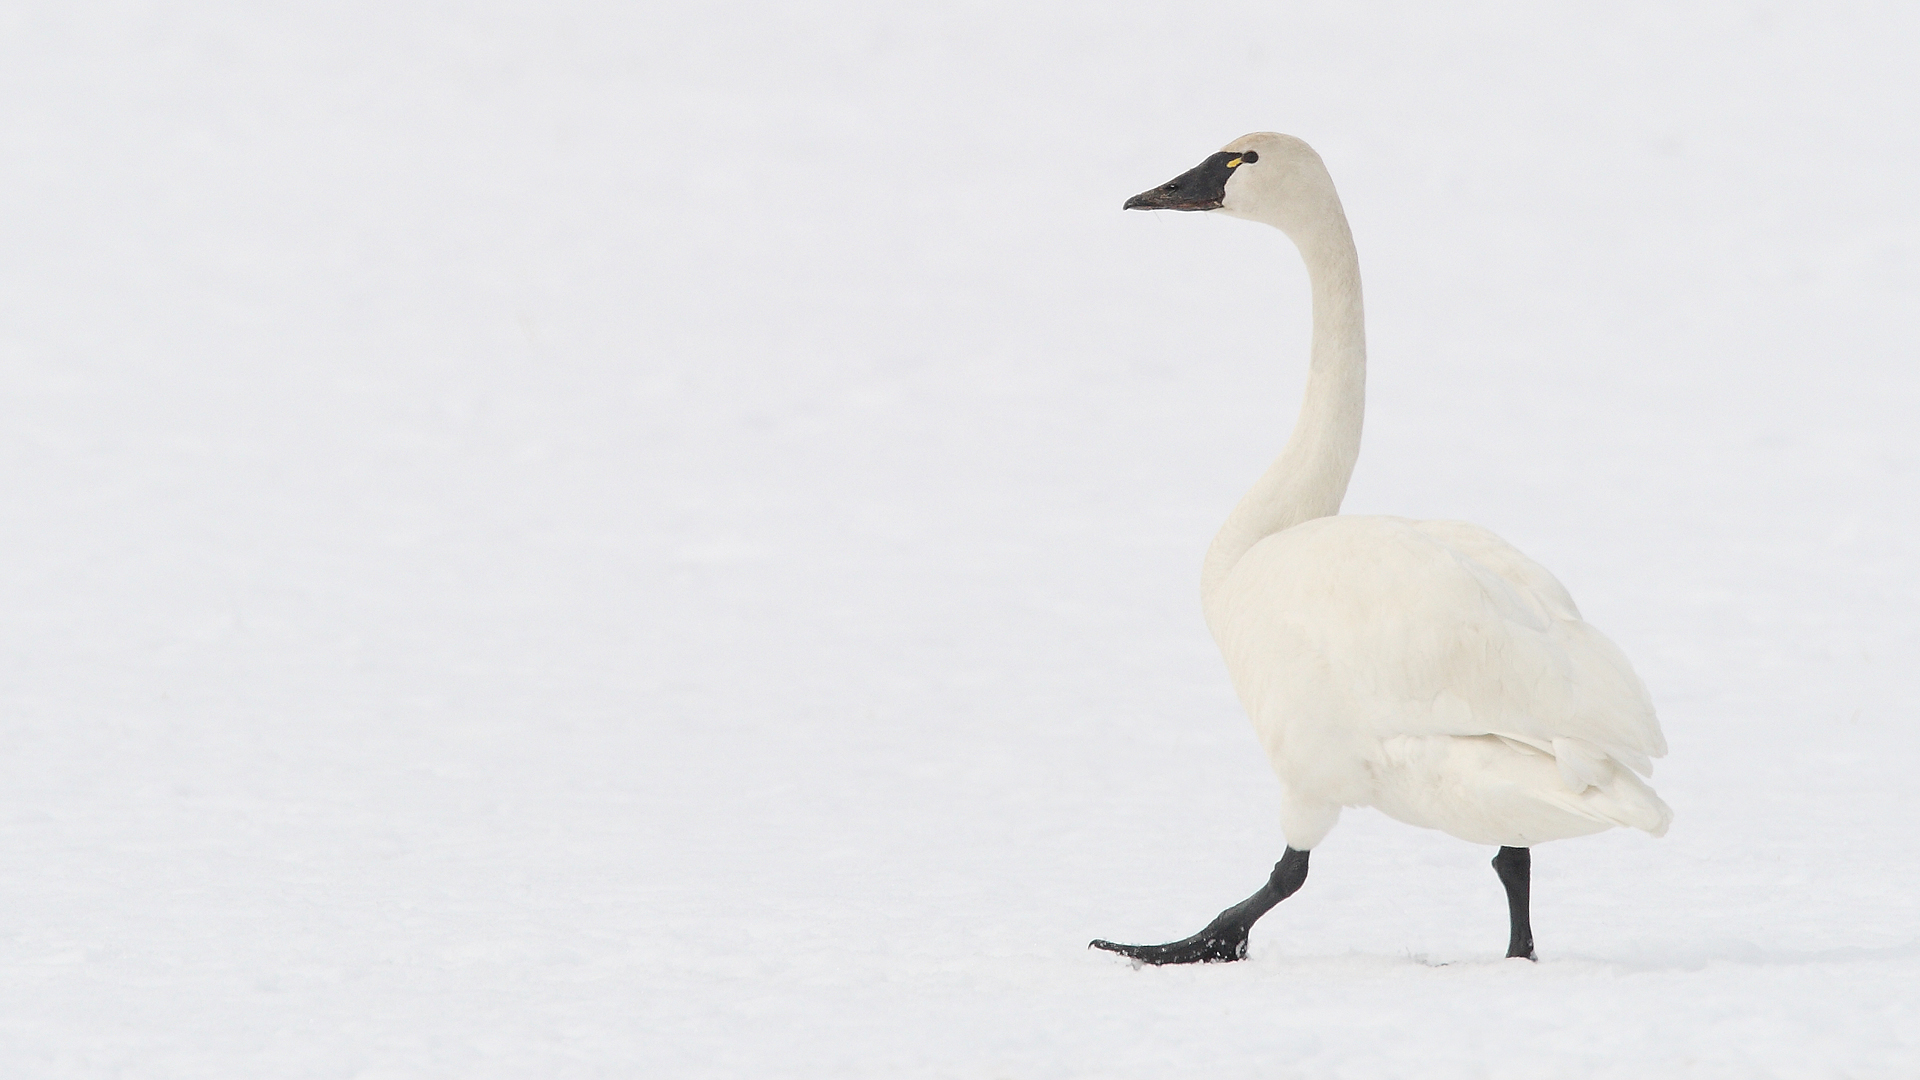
left=1180, top=131, right=1673, bottom=855
left=1213, top=514, right=1671, bottom=851
left=1095, top=132, right=1668, bottom=964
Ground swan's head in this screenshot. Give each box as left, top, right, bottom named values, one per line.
left=1124, top=133, right=1340, bottom=237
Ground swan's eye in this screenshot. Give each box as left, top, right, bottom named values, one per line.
left=1241, top=151, right=1259, bottom=164
left=1166, top=182, right=1179, bottom=191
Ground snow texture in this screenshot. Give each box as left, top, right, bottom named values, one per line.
left=1, top=2, right=1917, bottom=1076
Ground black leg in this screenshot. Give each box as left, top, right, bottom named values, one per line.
left=1090, top=847, right=1311, bottom=964
left=1492, top=845, right=1536, bottom=961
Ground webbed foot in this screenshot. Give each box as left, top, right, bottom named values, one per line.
left=1089, top=918, right=1250, bottom=965
left=1090, top=847, right=1311, bottom=966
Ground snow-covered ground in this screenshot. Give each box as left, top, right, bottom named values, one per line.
left=2, top=2, right=1917, bottom=1075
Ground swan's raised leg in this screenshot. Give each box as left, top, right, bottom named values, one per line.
left=1090, top=847, right=1310, bottom=964
left=1493, top=845, right=1537, bottom=961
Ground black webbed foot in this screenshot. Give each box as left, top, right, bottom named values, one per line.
left=1089, top=915, right=1251, bottom=965
left=1089, top=847, right=1311, bottom=966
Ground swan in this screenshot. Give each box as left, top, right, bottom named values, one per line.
left=1091, top=133, right=1671, bottom=965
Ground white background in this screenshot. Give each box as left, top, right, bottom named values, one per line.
left=2, top=2, right=1916, bottom=1075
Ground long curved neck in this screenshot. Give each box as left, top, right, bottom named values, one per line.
left=1201, top=210, right=1366, bottom=613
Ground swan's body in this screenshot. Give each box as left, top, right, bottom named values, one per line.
left=1092, top=133, right=1669, bottom=964
left=1214, top=514, right=1669, bottom=851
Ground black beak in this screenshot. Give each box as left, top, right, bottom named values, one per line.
left=1124, top=150, right=1249, bottom=211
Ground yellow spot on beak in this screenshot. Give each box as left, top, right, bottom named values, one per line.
left=1226, top=157, right=1243, bottom=168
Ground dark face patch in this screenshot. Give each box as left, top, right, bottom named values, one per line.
left=1123, top=150, right=1258, bottom=211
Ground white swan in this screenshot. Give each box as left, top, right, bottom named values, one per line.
left=1092, top=133, right=1670, bottom=964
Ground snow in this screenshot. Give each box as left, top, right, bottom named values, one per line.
left=1, top=1, right=1917, bottom=1075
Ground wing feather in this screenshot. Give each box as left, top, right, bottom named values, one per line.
left=1214, top=516, right=1667, bottom=782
